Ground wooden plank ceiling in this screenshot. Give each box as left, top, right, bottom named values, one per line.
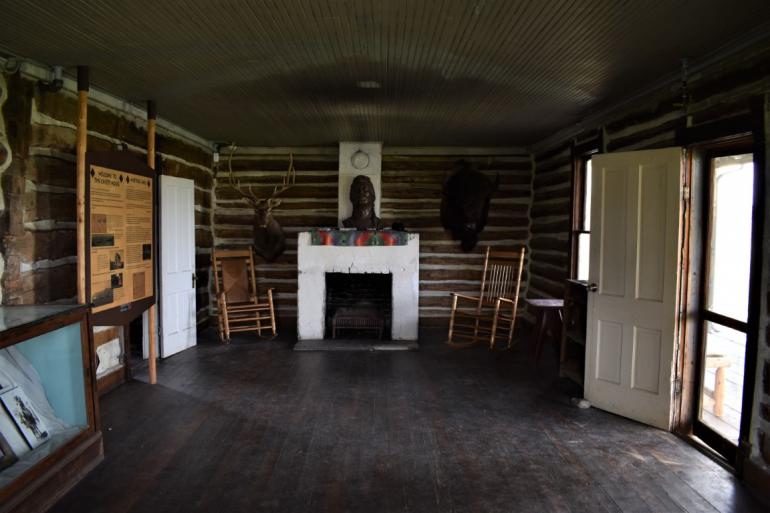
left=1, top=0, right=769, bottom=146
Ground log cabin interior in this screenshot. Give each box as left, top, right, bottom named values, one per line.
left=1, top=1, right=770, bottom=512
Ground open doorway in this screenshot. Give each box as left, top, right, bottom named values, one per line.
left=570, top=134, right=762, bottom=468
left=691, top=150, right=759, bottom=464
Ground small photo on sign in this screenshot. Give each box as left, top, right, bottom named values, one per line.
left=92, top=234, right=115, bottom=247
left=111, top=273, right=123, bottom=289
left=0, top=387, right=50, bottom=450
left=110, top=250, right=125, bottom=270
left=142, top=243, right=152, bottom=261
left=133, top=272, right=146, bottom=298
left=91, top=213, right=107, bottom=233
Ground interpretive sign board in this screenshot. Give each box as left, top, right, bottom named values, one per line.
left=85, top=152, right=156, bottom=326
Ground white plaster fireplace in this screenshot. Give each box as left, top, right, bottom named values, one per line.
left=296, top=232, right=420, bottom=340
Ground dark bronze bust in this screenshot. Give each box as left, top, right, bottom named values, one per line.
left=342, top=175, right=381, bottom=230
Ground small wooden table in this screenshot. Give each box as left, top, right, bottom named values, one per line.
left=526, top=298, right=564, bottom=364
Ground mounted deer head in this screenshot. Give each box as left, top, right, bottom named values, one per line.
left=226, top=144, right=296, bottom=262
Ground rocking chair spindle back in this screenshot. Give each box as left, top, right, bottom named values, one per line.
left=447, top=246, right=525, bottom=350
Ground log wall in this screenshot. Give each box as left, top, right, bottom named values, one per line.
left=212, top=149, right=532, bottom=328
left=0, top=71, right=213, bottom=327
left=0, top=68, right=214, bottom=385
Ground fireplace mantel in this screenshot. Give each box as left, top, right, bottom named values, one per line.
left=296, top=231, right=419, bottom=340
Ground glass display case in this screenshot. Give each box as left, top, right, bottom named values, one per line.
left=0, top=305, right=102, bottom=513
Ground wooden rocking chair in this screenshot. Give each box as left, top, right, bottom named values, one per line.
left=213, top=248, right=277, bottom=343
left=447, top=246, right=525, bottom=350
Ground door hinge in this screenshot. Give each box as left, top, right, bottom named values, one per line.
left=682, top=186, right=691, bottom=201
left=674, top=378, right=683, bottom=397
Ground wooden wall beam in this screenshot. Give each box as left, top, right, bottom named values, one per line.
left=147, top=100, right=157, bottom=385
left=76, top=66, right=89, bottom=304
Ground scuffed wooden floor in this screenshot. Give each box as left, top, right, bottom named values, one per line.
left=50, top=329, right=765, bottom=513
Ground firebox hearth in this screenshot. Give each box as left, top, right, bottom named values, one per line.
left=325, top=272, right=392, bottom=339
left=296, top=230, right=419, bottom=342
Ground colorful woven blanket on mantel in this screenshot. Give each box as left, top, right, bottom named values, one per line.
left=309, top=229, right=410, bottom=246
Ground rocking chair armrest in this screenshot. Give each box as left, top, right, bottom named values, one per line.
left=451, top=292, right=481, bottom=303
left=494, top=297, right=520, bottom=313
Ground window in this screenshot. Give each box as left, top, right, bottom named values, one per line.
left=571, top=158, right=592, bottom=280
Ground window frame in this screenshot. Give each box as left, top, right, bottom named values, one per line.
left=569, top=146, right=599, bottom=280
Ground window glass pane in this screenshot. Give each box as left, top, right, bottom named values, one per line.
left=706, top=154, right=753, bottom=322
left=577, top=233, right=590, bottom=281
left=698, top=321, right=746, bottom=445
left=582, top=159, right=592, bottom=231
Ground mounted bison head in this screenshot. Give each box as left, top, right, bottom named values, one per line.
left=440, top=160, right=499, bottom=252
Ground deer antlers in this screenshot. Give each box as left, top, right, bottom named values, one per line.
left=225, top=144, right=296, bottom=210
left=268, top=152, right=295, bottom=208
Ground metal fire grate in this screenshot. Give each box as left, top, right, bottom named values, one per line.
left=331, top=306, right=384, bottom=339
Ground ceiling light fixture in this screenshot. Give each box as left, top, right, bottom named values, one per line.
left=357, top=80, right=381, bottom=89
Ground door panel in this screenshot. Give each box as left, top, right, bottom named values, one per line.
left=599, top=168, right=628, bottom=297
left=160, top=175, right=197, bottom=358
left=631, top=327, right=661, bottom=394
left=596, top=321, right=623, bottom=384
left=636, top=165, right=667, bottom=301
left=585, top=147, right=683, bottom=430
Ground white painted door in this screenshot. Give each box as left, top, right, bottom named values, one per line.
left=584, top=147, right=684, bottom=430
left=160, top=175, right=197, bottom=358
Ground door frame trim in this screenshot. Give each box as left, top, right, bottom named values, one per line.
left=673, top=100, right=766, bottom=474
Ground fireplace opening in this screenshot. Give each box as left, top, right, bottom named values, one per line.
left=324, top=272, right=392, bottom=339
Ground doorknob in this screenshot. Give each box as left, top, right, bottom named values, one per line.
left=587, top=283, right=598, bottom=292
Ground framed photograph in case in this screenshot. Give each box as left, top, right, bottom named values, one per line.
left=0, top=387, right=50, bottom=450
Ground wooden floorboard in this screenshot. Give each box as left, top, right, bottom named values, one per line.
left=48, top=329, right=766, bottom=513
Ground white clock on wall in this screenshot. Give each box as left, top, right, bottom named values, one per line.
left=351, top=149, right=370, bottom=170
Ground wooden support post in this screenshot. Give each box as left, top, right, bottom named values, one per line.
left=76, top=66, right=89, bottom=304
left=147, top=101, right=158, bottom=385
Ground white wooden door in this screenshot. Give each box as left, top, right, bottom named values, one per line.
left=160, top=175, right=197, bottom=358
left=584, top=147, right=684, bottom=430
